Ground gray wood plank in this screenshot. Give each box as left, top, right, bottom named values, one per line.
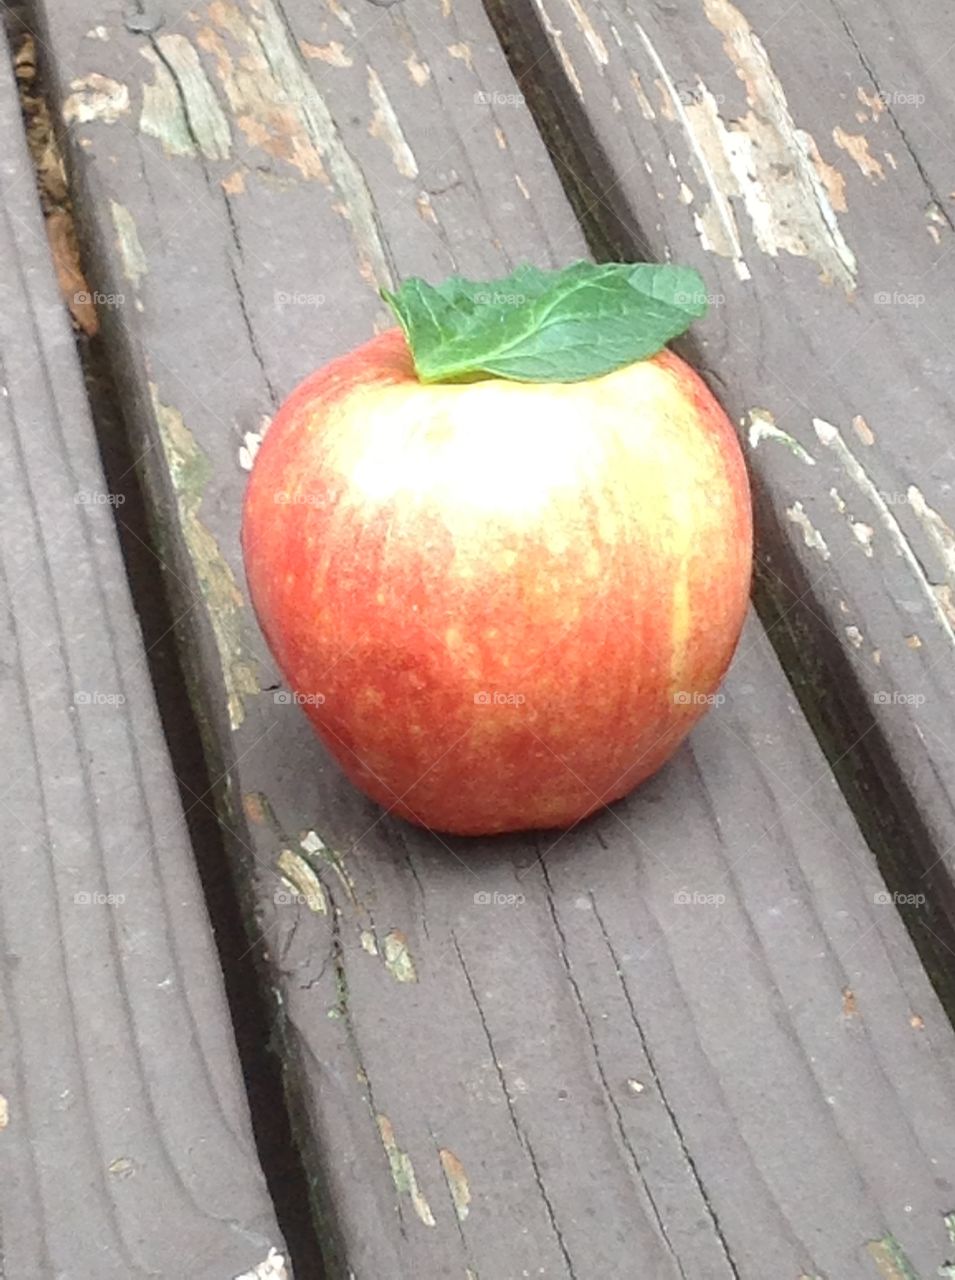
left=490, top=0, right=955, bottom=947
left=0, top=26, right=286, bottom=1280
left=30, top=0, right=955, bottom=1275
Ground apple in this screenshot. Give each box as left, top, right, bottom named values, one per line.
left=242, top=264, right=752, bottom=835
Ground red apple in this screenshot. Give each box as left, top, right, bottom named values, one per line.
left=242, top=327, right=752, bottom=835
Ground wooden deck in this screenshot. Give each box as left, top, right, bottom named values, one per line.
left=0, top=22, right=285, bottom=1279
left=5, top=0, right=955, bottom=1275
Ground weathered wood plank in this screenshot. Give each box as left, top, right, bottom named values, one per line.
left=0, top=27, right=285, bottom=1280
left=31, top=0, right=955, bottom=1275
left=492, top=0, right=955, bottom=945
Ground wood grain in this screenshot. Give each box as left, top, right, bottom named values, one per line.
left=29, top=0, right=955, bottom=1274
left=0, top=27, right=284, bottom=1279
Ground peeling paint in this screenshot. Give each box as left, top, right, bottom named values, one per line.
left=360, top=929, right=378, bottom=955
left=139, top=35, right=232, bottom=159
left=746, top=408, right=815, bottom=464
left=0, top=1095, right=7, bottom=1129
left=928, top=202, right=947, bottom=231
left=832, top=126, right=884, bottom=180
left=367, top=68, right=418, bottom=179
left=804, top=133, right=847, bottom=212
left=300, top=831, right=359, bottom=906
left=299, top=39, right=352, bottom=67
left=646, top=0, right=856, bottom=287
left=109, top=202, right=148, bottom=288
left=439, top=1148, right=471, bottom=1220
left=655, top=78, right=675, bottom=121
left=852, top=413, right=875, bottom=446
left=376, top=1114, right=436, bottom=1226
left=635, top=32, right=748, bottom=280
left=63, top=73, right=130, bottom=125
left=908, top=486, right=955, bottom=580
left=405, top=53, right=431, bottom=87
left=515, top=174, right=531, bottom=200
left=705, top=0, right=855, bottom=285
left=383, top=930, right=417, bottom=982
left=301, top=830, right=326, bottom=856
left=327, top=0, right=357, bottom=36
left=140, top=47, right=197, bottom=157
left=629, top=69, right=655, bottom=120
left=830, top=487, right=847, bottom=514
left=856, top=86, right=885, bottom=120
left=234, top=1249, right=288, bottom=1280
left=416, top=191, right=438, bottom=224
left=277, top=849, right=327, bottom=914
left=447, top=42, right=473, bottom=69
left=787, top=501, right=830, bottom=560
left=198, top=0, right=394, bottom=289
left=564, top=0, right=608, bottom=66
left=852, top=520, right=875, bottom=555
left=222, top=167, right=247, bottom=194
left=239, top=417, right=271, bottom=470
left=159, top=34, right=232, bottom=158
left=814, top=418, right=955, bottom=650
left=243, top=791, right=275, bottom=826
left=150, top=384, right=259, bottom=728
left=845, top=625, right=863, bottom=648
left=935, top=585, right=955, bottom=629
left=198, top=14, right=322, bottom=176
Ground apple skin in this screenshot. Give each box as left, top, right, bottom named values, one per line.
left=242, top=328, right=752, bottom=836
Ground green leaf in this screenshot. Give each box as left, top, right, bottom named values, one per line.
left=381, top=260, right=709, bottom=385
